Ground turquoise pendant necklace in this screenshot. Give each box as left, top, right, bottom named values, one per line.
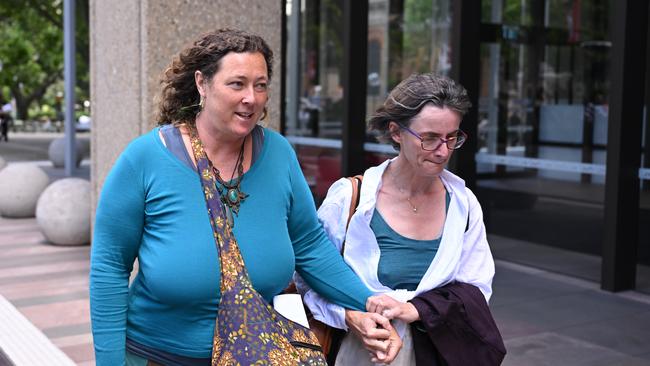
left=212, top=137, right=248, bottom=218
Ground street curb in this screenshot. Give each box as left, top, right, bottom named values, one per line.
left=0, top=295, right=75, bottom=366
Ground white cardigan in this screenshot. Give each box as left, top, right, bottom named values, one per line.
left=299, top=158, right=495, bottom=335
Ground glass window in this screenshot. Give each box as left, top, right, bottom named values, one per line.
left=365, top=0, right=452, bottom=120
left=365, top=0, right=452, bottom=164
left=476, top=0, right=610, bottom=282
left=285, top=0, right=454, bottom=203
left=285, top=0, right=345, bottom=140
left=285, top=0, right=346, bottom=203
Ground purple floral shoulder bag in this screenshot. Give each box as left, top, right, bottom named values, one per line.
left=189, top=128, right=327, bottom=366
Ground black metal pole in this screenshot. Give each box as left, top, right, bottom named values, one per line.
left=643, top=2, right=650, bottom=191
left=602, top=0, right=649, bottom=292
left=341, top=0, right=368, bottom=177
left=450, top=0, right=481, bottom=189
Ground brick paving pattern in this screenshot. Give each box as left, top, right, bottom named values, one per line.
left=0, top=217, right=94, bottom=365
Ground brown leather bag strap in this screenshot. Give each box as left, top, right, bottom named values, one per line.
left=299, top=174, right=363, bottom=365
left=342, top=175, right=363, bottom=254
left=345, top=175, right=363, bottom=230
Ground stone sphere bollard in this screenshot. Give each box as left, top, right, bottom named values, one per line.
left=48, top=138, right=84, bottom=168
left=0, top=164, right=50, bottom=217
left=36, top=178, right=91, bottom=245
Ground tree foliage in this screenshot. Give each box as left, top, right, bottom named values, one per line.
left=0, top=0, right=88, bottom=120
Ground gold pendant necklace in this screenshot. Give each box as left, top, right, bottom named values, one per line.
left=405, top=194, right=418, bottom=214
left=395, top=185, right=418, bottom=214
left=389, top=163, right=419, bottom=214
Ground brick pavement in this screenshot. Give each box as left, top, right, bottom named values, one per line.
left=0, top=217, right=93, bottom=365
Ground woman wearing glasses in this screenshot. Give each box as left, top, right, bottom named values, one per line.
left=300, top=73, right=504, bottom=365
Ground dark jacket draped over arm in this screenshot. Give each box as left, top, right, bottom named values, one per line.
left=409, top=282, right=506, bottom=366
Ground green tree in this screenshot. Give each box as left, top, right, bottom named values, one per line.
left=0, top=0, right=88, bottom=120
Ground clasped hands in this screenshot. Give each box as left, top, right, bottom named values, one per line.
left=344, top=294, right=419, bottom=364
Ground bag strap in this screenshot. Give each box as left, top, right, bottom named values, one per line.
left=341, top=175, right=363, bottom=254
left=465, top=193, right=471, bottom=232
left=282, top=175, right=363, bottom=295
left=187, top=127, right=252, bottom=291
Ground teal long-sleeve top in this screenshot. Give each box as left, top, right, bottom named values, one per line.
left=89, top=127, right=372, bottom=365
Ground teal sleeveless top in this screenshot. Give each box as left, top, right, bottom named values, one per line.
left=371, top=191, right=450, bottom=291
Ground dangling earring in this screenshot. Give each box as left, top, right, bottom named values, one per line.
left=260, top=107, right=267, bottom=121
left=199, top=95, right=205, bottom=111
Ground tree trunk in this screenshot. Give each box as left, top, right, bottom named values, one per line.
left=10, top=87, right=29, bottom=121
left=9, top=69, right=62, bottom=121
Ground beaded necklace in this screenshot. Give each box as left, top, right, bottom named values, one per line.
left=189, top=127, right=248, bottom=226
left=212, top=136, right=248, bottom=216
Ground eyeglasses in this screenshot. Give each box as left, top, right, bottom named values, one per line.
left=399, top=124, right=467, bottom=151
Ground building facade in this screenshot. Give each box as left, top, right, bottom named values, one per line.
left=90, top=0, right=648, bottom=293
left=281, top=0, right=650, bottom=293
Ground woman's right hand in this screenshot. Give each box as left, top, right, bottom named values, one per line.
left=344, top=310, right=402, bottom=364
left=366, top=294, right=420, bottom=323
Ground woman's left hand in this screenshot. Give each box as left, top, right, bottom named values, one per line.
left=344, top=310, right=392, bottom=358
left=369, top=321, right=402, bottom=365
left=366, top=294, right=420, bottom=324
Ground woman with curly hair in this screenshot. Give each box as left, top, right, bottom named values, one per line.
left=90, top=28, right=400, bottom=366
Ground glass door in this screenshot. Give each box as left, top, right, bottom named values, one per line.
left=476, top=0, right=610, bottom=281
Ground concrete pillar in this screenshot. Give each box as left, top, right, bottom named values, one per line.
left=90, top=0, right=283, bottom=215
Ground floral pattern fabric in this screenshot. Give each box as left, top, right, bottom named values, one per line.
left=189, top=129, right=327, bottom=366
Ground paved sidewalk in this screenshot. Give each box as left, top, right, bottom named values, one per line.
left=0, top=217, right=92, bottom=366
left=0, top=132, right=89, bottom=163
left=492, top=260, right=650, bottom=365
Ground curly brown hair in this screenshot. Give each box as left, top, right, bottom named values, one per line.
left=156, top=28, right=273, bottom=125
left=368, top=73, right=471, bottom=150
